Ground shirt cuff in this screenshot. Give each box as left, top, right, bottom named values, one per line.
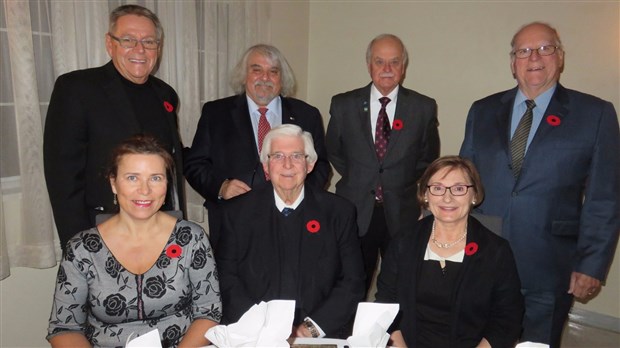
left=304, top=317, right=326, bottom=338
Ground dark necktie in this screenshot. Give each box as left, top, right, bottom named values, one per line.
left=257, top=107, right=270, bottom=153
left=374, top=97, right=391, bottom=201
left=510, top=99, right=536, bottom=178
left=281, top=207, right=294, bottom=217
left=375, top=97, right=391, bottom=160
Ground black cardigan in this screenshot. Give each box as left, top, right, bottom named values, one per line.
left=376, top=215, right=524, bottom=348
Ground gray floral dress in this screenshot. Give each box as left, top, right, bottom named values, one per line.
left=47, top=220, right=222, bottom=347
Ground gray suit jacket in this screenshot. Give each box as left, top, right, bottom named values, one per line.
left=460, top=84, right=620, bottom=291
left=327, top=83, right=440, bottom=236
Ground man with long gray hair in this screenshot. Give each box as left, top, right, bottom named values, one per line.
left=185, top=44, right=330, bottom=249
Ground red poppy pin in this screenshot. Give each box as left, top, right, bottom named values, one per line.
left=465, top=242, right=478, bottom=256
left=306, top=220, right=320, bottom=234
left=166, top=244, right=182, bottom=258
left=163, top=101, right=174, bottom=113
left=546, top=115, right=561, bottom=126
left=393, top=119, right=403, bottom=130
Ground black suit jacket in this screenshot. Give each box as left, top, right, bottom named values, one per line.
left=44, top=61, right=186, bottom=249
left=184, top=94, right=330, bottom=247
left=216, top=184, right=365, bottom=336
left=376, top=216, right=524, bottom=348
left=327, top=83, right=440, bottom=237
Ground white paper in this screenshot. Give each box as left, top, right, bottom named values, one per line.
left=291, top=337, right=349, bottom=348
left=126, top=329, right=162, bottom=348
left=206, top=300, right=295, bottom=347
left=516, top=342, right=550, bottom=348
left=347, top=302, right=399, bottom=348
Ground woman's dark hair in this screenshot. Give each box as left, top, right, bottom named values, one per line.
left=417, top=155, right=485, bottom=209
left=107, top=134, right=174, bottom=180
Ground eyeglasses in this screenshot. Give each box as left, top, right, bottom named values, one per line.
left=268, top=152, right=308, bottom=163
left=108, top=33, right=160, bottom=50
left=511, top=45, right=559, bottom=59
left=427, top=185, right=474, bottom=196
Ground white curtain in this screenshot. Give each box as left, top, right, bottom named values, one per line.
left=1, top=0, right=57, bottom=280
left=0, top=0, right=269, bottom=280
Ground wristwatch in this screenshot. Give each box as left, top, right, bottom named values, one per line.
left=303, top=319, right=320, bottom=338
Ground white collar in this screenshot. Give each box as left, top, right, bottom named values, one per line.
left=273, top=187, right=304, bottom=212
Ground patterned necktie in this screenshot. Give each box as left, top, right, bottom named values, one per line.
left=281, top=207, right=294, bottom=217
left=375, top=97, right=391, bottom=201
left=510, top=99, right=536, bottom=178
left=257, top=107, right=270, bottom=153
left=375, top=97, right=391, bottom=161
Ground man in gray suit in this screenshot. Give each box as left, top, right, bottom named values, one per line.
left=326, top=34, right=440, bottom=293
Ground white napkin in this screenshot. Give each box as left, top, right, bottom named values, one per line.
left=347, top=302, right=399, bottom=348
left=290, top=337, right=349, bottom=347
left=126, top=329, right=162, bottom=347
left=206, top=300, right=295, bottom=347
left=516, top=342, right=550, bottom=348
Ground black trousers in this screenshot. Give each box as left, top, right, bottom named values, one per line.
left=360, top=202, right=392, bottom=295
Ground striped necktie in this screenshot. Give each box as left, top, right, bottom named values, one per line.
left=510, top=99, right=536, bottom=178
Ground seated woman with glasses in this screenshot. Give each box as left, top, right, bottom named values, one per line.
left=47, top=135, right=221, bottom=347
left=376, top=156, right=524, bottom=348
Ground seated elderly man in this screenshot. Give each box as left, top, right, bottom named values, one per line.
left=216, top=124, right=365, bottom=338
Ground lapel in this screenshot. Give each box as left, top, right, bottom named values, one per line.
left=257, top=186, right=282, bottom=281
left=298, top=186, right=324, bottom=274
left=232, top=93, right=261, bottom=156
left=496, top=88, right=518, bottom=164
left=233, top=94, right=267, bottom=185
left=386, top=86, right=411, bottom=155
left=148, top=77, right=178, bottom=144
left=527, top=84, right=570, bottom=152
left=281, top=97, right=297, bottom=125
left=448, top=216, right=485, bottom=334
left=358, top=84, right=376, bottom=154
left=450, top=217, right=483, bottom=297
left=100, top=62, right=141, bottom=132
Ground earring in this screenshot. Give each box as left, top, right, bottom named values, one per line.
left=472, top=200, right=476, bottom=205
left=113, top=194, right=117, bottom=205
left=424, top=197, right=428, bottom=203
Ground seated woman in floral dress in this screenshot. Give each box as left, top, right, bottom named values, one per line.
left=47, top=135, right=221, bottom=347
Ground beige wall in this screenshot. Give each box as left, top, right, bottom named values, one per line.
left=1, top=2, right=618, bottom=347
left=304, top=1, right=619, bottom=319
left=270, top=1, right=310, bottom=100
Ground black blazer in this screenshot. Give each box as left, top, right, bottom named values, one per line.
left=184, top=93, right=330, bottom=247
left=376, top=215, right=524, bottom=348
left=43, top=61, right=186, bottom=249
left=216, top=184, right=365, bottom=337
left=327, top=83, right=440, bottom=237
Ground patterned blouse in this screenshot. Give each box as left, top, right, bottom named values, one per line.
left=47, top=220, right=222, bottom=347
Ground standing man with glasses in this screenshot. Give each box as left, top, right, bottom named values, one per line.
left=460, top=22, right=619, bottom=347
left=184, top=44, right=330, bottom=250
left=216, top=124, right=364, bottom=339
left=326, top=34, right=440, bottom=294
left=44, top=4, right=186, bottom=251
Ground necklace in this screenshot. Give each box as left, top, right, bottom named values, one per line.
left=431, top=221, right=467, bottom=249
